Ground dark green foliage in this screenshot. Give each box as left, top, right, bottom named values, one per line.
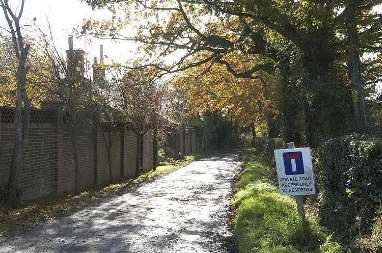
left=0, top=186, right=6, bottom=205
left=367, top=98, right=382, bottom=132
left=369, top=214, right=382, bottom=252
left=253, top=137, right=285, bottom=163
left=278, top=46, right=306, bottom=146
left=202, top=111, right=235, bottom=150
left=316, top=134, right=382, bottom=243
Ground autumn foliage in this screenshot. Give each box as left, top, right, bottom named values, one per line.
left=172, top=53, right=277, bottom=128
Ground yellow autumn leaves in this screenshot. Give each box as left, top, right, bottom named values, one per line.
left=0, top=40, right=53, bottom=107
left=172, top=52, right=278, bottom=127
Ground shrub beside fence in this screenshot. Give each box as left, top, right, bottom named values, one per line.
left=315, top=134, right=382, bottom=244
left=252, top=134, right=382, bottom=250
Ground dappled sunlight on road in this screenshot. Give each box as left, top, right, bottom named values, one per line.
left=0, top=154, right=241, bottom=252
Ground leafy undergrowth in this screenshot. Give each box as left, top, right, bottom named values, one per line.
left=357, top=212, right=382, bottom=252
left=0, top=155, right=196, bottom=236
left=233, top=149, right=344, bottom=253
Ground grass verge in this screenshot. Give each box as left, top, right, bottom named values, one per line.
left=233, top=149, right=344, bottom=253
left=0, top=155, right=196, bottom=236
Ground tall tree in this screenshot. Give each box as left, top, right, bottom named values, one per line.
left=38, top=31, right=95, bottom=193
left=172, top=51, right=277, bottom=129
left=1, top=0, right=30, bottom=206
left=340, top=0, right=382, bottom=131
left=346, top=0, right=367, bottom=131
left=0, top=36, right=53, bottom=107
left=84, top=0, right=381, bottom=146
left=110, top=66, right=161, bottom=173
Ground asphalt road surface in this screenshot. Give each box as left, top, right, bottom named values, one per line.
left=0, top=154, right=241, bottom=253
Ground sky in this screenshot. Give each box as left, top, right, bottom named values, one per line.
left=0, top=1, right=381, bottom=86
left=0, top=0, right=138, bottom=66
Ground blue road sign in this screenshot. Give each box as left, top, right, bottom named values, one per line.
left=283, top=152, right=304, bottom=175
left=275, top=147, right=316, bottom=196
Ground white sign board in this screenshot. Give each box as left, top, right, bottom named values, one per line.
left=274, top=147, right=316, bottom=196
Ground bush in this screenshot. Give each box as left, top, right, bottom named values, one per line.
left=357, top=211, right=382, bottom=252
left=369, top=213, right=382, bottom=252
left=0, top=186, right=6, bottom=205
left=253, top=137, right=285, bottom=162
left=315, top=134, right=382, bottom=243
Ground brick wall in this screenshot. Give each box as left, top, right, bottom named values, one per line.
left=20, top=124, right=57, bottom=200
left=110, top=130, right=121, bottom=182
left=76, top=128, right=95, bottom=189
left=143, top=129, right=154, bottom=171
left=191, top=129, right=197, bottom=153
left=178, top=127, right=184, bottom=156
left=124, top=130, right=137, bottom=178
left=97, top=130, right=110, bottom=185
left=0, top=123, right=13, bottom=188
left=0, top=122, right=57, bottom=200
left=0, top=107, right=154, bottom=201
left=61, top=130, right=77, bottom=193
left=0, top=106, right=204, bottom=202
left=165, top=126, right=204, bottom=158
left=184, top=128, right=191, bottom=155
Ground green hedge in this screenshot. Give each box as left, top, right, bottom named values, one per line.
left=315, top=134, right=382, bottom=243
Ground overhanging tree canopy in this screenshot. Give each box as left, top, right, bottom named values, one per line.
left=82, top=0, right=382, bottom=146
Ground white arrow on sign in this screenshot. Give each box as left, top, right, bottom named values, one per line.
left=291, top=159, right=297, bottom=173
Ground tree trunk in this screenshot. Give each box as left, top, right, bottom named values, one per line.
left=301, top=54, right=327, bottom=148
left=251, top=123, right=257, bottom=146
left=347, top=2, right=367, bottom=131
left=152, top=112, right=158, bottom=169
left=153, top=127, right=158, bottom=169
left=279, top=52, right=305, bottom=145
left=301, top=36, right=337, bottom=147
left=6, top=51, right=30, bottom=206
left=267, top=115, right=279, bottom=139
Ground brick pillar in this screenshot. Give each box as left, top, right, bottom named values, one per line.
left=195, top=130, right=198, bottom=153
left=177, top=127, right=181, bottom=156
left=183, top=125, right=186, bottom=156
left=56, top=110, right=64, bottom=194
left=190, top=128, right=192, bottom=153
left=0, top=110, right=2, bottom=145
left=120, top=128, right=125, bottom=178
left=93, top=120, right=98, bottom=186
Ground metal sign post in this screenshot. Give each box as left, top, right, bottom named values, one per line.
left=287, top=142, right=305, bottom=220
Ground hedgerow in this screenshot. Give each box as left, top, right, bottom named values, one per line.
left=315, top=134, right=382, bottom=246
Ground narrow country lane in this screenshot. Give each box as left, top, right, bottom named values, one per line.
left=0, top=154, right=241, bottom=253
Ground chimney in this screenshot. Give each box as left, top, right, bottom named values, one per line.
left=100, top=44, right=104, bottom=64
left=68, top=36, right=73, bottom=51
left=93, top=45, right=106, bottom=83
left=66, top=36, right=85, bottom=78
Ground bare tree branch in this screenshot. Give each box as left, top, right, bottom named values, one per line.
left=17, top=0, right=25, bottom=19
